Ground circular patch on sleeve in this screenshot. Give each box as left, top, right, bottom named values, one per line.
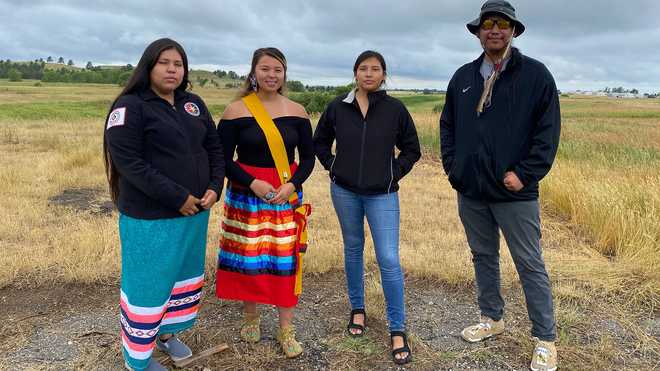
left=106, top=107, right=126, bottom=129
left=184, top=102, right=200, bottom=117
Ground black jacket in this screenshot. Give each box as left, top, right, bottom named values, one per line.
left=440, top=48, right=561, bottom=202
left=106, top=89, right=225, bottom=219
left=313, top=90, right=421, bottom=195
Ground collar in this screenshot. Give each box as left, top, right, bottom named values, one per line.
left=341, top=88, right=387, bottom=104
left=140, top=88, right=188, bottom=103
left=473, top=47, right=522, bottom=72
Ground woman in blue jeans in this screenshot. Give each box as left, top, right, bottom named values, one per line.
left=312, top=50, right=421, bottom=365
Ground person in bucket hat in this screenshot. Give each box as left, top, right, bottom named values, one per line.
left=439, top=1, right=561, bottom=370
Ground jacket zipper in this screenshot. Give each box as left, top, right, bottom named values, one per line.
left=387, top=154, right=394, bottom=193
left=357, top=119, right=367, bottom=187
left=329, top=156, right=336, bottom=182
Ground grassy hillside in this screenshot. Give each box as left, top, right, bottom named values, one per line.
left=44, top=62, right=82, bottom=71
left=189, top=70, right=243, bottom=88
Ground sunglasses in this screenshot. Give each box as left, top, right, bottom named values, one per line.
left=481, top=18, right=511, bottom=30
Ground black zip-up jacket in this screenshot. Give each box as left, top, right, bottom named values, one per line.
left=106, top=89, right=225, bottom=219
left=440, top=48, right=561, bottom=202
left=313, top=90, right=421, bottom=195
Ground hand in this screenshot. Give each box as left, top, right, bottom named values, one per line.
left=249, top=179, right=276, bottom=199
left=503, top=171, right=524, bottom=192
left=199, top=189, right=218, bottom=209
left=179, top=194, right=201, bottom=216
left=269, top=183, right=296, bottom=205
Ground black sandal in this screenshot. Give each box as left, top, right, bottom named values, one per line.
left=390, top=331, right=412, bottom=365
left=346, top=309, right=366, bottom=337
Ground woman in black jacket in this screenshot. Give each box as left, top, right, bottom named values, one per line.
left=313, top=50, right=420, bottom=365
left=104, top=38, right=224, bottom=371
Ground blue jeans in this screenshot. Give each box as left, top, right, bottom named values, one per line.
left=330, top=183, right=405, bottom=332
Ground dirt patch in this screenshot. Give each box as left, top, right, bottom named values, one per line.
left=0, top=272, right=658, bottom=370
left=48, top=188, right=114, bottom=216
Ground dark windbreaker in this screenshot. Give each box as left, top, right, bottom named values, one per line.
left=440, top=48, right=561, bottom=202
left=314, top=90, right=421, bottom=195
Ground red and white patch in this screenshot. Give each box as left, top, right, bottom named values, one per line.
left=106, top=107, right=126, bottom=129
left=184, top=102, right=200, bottom=117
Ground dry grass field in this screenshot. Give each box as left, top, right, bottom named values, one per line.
left=0, top=80, right=658, bottom=370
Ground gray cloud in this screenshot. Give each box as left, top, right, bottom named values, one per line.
left=1, top=0, right=659, bottom=91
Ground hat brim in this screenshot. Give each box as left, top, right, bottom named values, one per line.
left=466, top=15, right=525, bottom=36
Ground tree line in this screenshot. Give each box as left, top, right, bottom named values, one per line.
left=0, top=60, right=46, bottom=80
left=2, top=58, right=366, bottom=112
left=602, top=87, right=640, bottom=94
left=0, top=59, right=136, bottom=84
left=42, top=65, right=134, bottom=84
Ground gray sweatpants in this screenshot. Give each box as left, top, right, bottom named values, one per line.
left=457, top=194, right=556, bottom=341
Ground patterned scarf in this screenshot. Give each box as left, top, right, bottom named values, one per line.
left=477, top=26, right=515, bottom=115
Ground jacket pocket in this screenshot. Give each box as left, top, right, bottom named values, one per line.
left=329, top=155, right=337, bottom=180
left=194, top=151, right=210, bottom=197
left=360, top=155, right=392, bottom=192
left=330, top=153, right=353, bottom=186
left=448, top=153, right=477, bottom=194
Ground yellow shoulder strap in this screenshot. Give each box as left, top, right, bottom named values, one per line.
left=242, top=92, right=307, bottom=296
left=241, top=93, right=298, bottom=203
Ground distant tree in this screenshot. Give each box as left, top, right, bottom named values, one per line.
left=8, top=68, right=22, bottom=82
left=57, top=57, right=65, bottom=64
left=287, top=80, right=305, bottom=92
left=333, top=83, right=355, bottom=96
left=227, top=70, right=238, bottom=80
left=86, top=61, right=93, bottom=69
left=47, top=56, right=53, bottom=62
left=630, top=88, right=639, bottom=95
left=117, top=71, right=132, bottom=86
left=289, top=92, right=335, bottom=113
left=67, top=59, right=74, bottom=66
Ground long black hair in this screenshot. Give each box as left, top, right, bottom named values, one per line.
left=103, top=38, right=190, bottom=204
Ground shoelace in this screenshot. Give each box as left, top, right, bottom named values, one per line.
left=535, top=346, right=549, bottom=365
left=470, top=322, right=492, bottom=335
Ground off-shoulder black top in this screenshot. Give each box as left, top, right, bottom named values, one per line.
left=217, top=116, right=315, bottom=189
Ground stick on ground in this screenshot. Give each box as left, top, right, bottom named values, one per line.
left=173, top=343, right=229, bottom=368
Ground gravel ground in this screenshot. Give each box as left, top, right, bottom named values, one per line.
left=1, top=271, right=657, bottom=370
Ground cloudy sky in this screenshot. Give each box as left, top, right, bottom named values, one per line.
left=2, top=0, right=660, bottom=92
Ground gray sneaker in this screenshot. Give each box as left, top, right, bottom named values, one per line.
left=124, top=358, right=167, bottom=371
left=156, top=336, right=193, bottom=361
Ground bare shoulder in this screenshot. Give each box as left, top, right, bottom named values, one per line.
left=285, top=98, right=309, bottom=119
left=221, top=100, right=252, bottom=120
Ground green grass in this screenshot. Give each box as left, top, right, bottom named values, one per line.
left=0, top=100, right=111, bottom=121
left=396, top=94, right=444, bottom=112
left=558, top=139, right=660, bottom=167
left=330, top=335, right=382, bottom=356
left=207, top=104, right=227, bottom=119
left=563, top=110, right=660, bottom=119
